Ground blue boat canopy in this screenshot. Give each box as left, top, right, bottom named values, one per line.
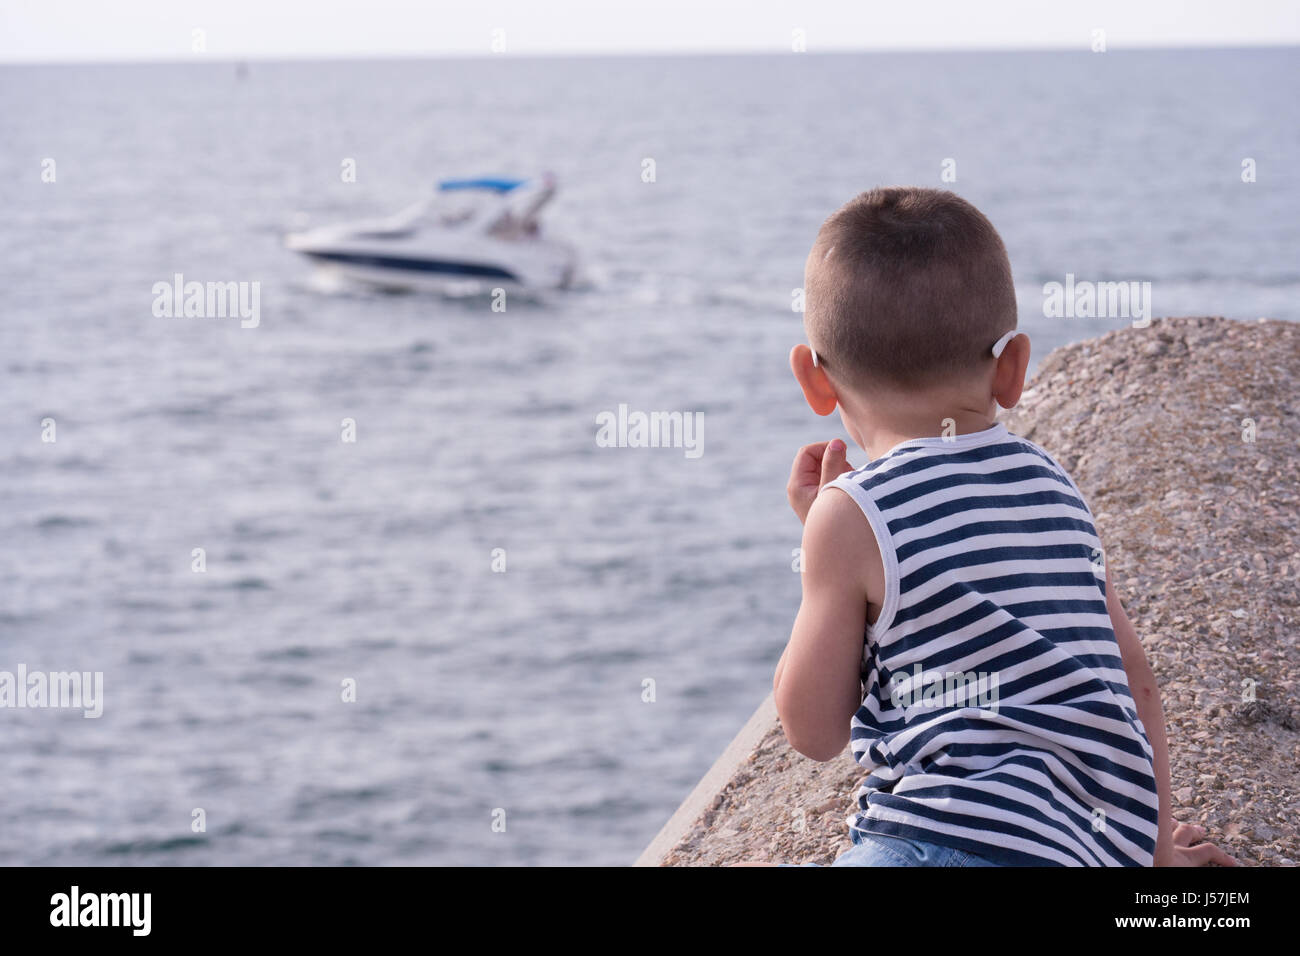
left=437, top=177, right=527, bottom=193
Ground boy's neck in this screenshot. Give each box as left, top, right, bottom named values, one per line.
left=845, top=394, right=998, bottom=461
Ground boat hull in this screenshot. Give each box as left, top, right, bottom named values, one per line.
left=286, top=232, right=576, bottom=292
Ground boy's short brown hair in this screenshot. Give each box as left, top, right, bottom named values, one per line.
left=804, top=187, right=1017, bottom=391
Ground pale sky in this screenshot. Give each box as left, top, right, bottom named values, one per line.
left=2, top=0, right=1298, bottom=62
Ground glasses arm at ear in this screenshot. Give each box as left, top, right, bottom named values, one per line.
left=991, top=330, right=1026, bottom=358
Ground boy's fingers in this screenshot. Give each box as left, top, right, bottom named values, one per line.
left=1214, top=847, right=1242, bottom=866
left=1171, top=823, right=1239, bottom=866
left=789, top=441, right=829, bottom=484
left=1183, top=842, right=1239, bottom=867
left=819, top=438, right=851, bottom=487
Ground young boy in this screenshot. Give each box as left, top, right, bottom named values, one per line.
left=774, top=187, right=1236, bottom=866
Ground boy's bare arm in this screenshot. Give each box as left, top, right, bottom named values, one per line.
left=773, top=488, right=877, bottom=761
left=1104, top=560, right=1237, bottom=866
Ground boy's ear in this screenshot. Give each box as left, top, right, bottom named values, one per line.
left=992, top=333, right=1031, bottom=409
left=790, top=344, right=839, bottom=416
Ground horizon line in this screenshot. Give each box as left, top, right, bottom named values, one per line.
left=3, top=40, right=1297, bottom=67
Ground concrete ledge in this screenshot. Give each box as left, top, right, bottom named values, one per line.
left=633, top=693, right=777, bottom=867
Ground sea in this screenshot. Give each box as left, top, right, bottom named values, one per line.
left=0, top=47, right=1296, bottom=865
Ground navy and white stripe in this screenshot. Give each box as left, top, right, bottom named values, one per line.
left=827, top=422, right=1160, bottom=866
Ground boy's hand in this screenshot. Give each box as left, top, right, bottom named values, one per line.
left=1156, top=822, right=1239, bottom=867
left=787, top=439, right=855, bottom=525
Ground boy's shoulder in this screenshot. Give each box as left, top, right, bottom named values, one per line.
left=807, top=480, right=889, bottom=619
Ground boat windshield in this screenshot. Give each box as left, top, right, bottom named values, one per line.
left=371, top=179, right=552, bottom=236
left=416, top=192, right=496, bottom=228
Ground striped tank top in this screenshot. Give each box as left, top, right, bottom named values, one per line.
left=825, top=422, right=1160, bottom=866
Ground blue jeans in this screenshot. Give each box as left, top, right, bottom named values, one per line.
left=785, top=832, right=1003, bottom=867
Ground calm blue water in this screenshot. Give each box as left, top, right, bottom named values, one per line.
left=0, top=49, right=1297, bottom=865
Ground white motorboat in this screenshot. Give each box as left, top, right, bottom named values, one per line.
left=285, top=174, right=578, bottom=292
